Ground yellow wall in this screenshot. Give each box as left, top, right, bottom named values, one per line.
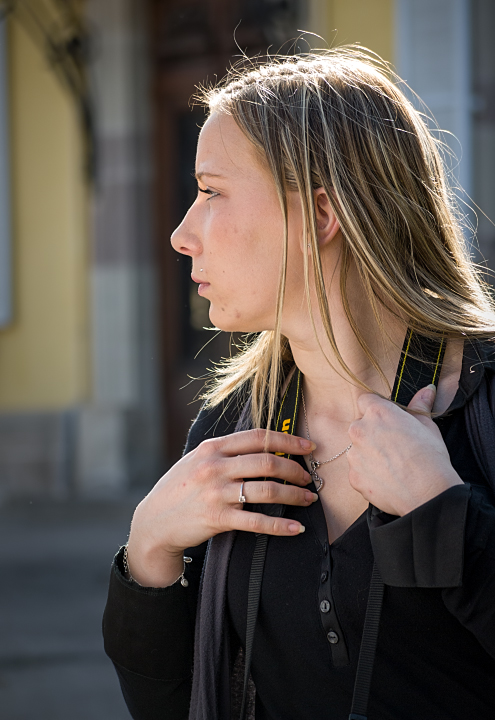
left=0, top=1, right=392, bottom=410
left=0, top=18, right=89, bottom=410
left=309, top=0, right=394, bottom=64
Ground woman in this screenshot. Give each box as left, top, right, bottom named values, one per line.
left=103, top=48, right=495, bottom=720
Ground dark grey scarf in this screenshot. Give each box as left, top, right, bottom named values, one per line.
left=188, top=373, right=495, bottom=720
left=189, top=399, right=254, bottom=720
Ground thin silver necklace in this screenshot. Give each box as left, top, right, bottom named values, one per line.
left=301, top=388, right=352, bottom=493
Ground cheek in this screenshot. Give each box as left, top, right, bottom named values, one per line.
left=207, top=249, right=281, bottom=332
left=206, top=196, right=287, bottom=329
left=212, top=265, right=278, bottom=313
left=215, top=212, right=282, bottom=288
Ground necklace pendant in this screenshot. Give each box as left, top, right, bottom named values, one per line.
left=310, top=459, right=320, bottom=473
left=310, top=470, right=324, bottom=493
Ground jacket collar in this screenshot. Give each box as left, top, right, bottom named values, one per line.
left=445, top=338, right=495, bottom=414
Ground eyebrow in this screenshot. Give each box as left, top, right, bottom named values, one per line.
left=194, top=171, right=226, bottom=181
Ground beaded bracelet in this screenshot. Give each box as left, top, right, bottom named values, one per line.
left=123, top=544, right=192, bottom=587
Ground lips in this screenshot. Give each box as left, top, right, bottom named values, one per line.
left=191, top=273, right=208, bottom=284
left=191, top=273, right=210, bottom=297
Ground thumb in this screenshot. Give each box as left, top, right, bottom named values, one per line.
left=407, top=383, right=436, bottom=415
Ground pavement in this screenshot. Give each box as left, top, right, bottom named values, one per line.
left=0, top=496, right=141, bottom=720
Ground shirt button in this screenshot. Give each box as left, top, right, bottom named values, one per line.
left=320, top=599, right=331, bottom=613
left=327, top=630, right=339, bottom=644
left=320, top=571, right=328, bottom=583
left=323, top=541, right=328, bottom=556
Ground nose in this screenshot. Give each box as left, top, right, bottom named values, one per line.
left=170, top=209, right=202, bottom=257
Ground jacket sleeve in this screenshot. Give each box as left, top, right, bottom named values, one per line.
left=369, top=483, right=495, bottom=658
left=103, top=544, right=205, bottom=720
left=102, top=397, right=243, bottom=720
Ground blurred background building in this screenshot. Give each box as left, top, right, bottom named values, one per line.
left=1, top=2, right=494, bottom=719
left=0, top=0, right=493, bottom=499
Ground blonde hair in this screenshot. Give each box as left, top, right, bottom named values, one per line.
left=196, top=48, right=495, bottom=429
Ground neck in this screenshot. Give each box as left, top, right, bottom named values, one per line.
left=286, top=288, right=407, bottom=426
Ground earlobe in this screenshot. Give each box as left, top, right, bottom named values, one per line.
left=314, top=188, right=340, bottom=247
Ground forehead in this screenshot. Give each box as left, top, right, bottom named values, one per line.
left=195, top=113, right=265, bottom=179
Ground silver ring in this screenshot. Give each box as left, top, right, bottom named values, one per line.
left=239, top=481, right=246, bottom=504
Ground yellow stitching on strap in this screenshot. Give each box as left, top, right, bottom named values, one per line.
left=275, top=380, right=291, bottom=431
left=292, top=371, right=301, bottom=432
left=431, top=338, right=445, bottom=386
left=284, top=370, right=301, bottom=468
left=274, top=372, right=294, bottom=456
left=393, top=329, right=413, bottom=402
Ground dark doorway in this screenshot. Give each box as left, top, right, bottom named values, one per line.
left=149, top=0, right=304, bottom=463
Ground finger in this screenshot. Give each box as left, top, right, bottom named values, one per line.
left=228, top=479, right=318, bottom=506
left=204, top=428, right=316, bottom=458
left=226, top=453, right=311, bottom=486
left=227, top=508, right=306, bottom=536
left=356, top=392, right=389, bottom=417
left=407, top=384, right=436, bottom=415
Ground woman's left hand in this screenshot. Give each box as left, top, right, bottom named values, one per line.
left=347, top=385, right=463, bottom=517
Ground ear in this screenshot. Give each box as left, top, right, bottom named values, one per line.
left=314, top=188, right=340, bottom=247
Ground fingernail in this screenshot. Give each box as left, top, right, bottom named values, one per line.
left=289, top=523, right=305, bottom=534
left=299, top=438, right=317, bottom=451
left=304, top=491, right=319, bottom=503
left=422, top=383, right=437, bottom=401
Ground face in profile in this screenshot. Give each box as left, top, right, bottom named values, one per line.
left=171, top=113, right=307, bottom=334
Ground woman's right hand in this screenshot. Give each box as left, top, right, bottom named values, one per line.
left=126, top=429, right=317, bottom=587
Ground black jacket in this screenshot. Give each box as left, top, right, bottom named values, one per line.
left=103, top=340, right=495, bottom=720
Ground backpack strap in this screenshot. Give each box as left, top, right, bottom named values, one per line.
left=239, top=532, right=268, bottom=720
left=240, top=331, right=446, bottom=720
left=348, top=562, right=385, bottom=720
left=392, top=329, right=445, bottom=405
left=348, top=331, right=445, bottom=720
left=239, top=370, right=301, bottom=719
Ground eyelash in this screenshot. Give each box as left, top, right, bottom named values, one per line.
left=198, top=186, right=219, bottom=199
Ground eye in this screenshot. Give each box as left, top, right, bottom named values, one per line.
left=198, top=186, right=219, bottom=199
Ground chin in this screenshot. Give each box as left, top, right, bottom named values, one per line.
left=209, top=308, right=267, bottom=334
